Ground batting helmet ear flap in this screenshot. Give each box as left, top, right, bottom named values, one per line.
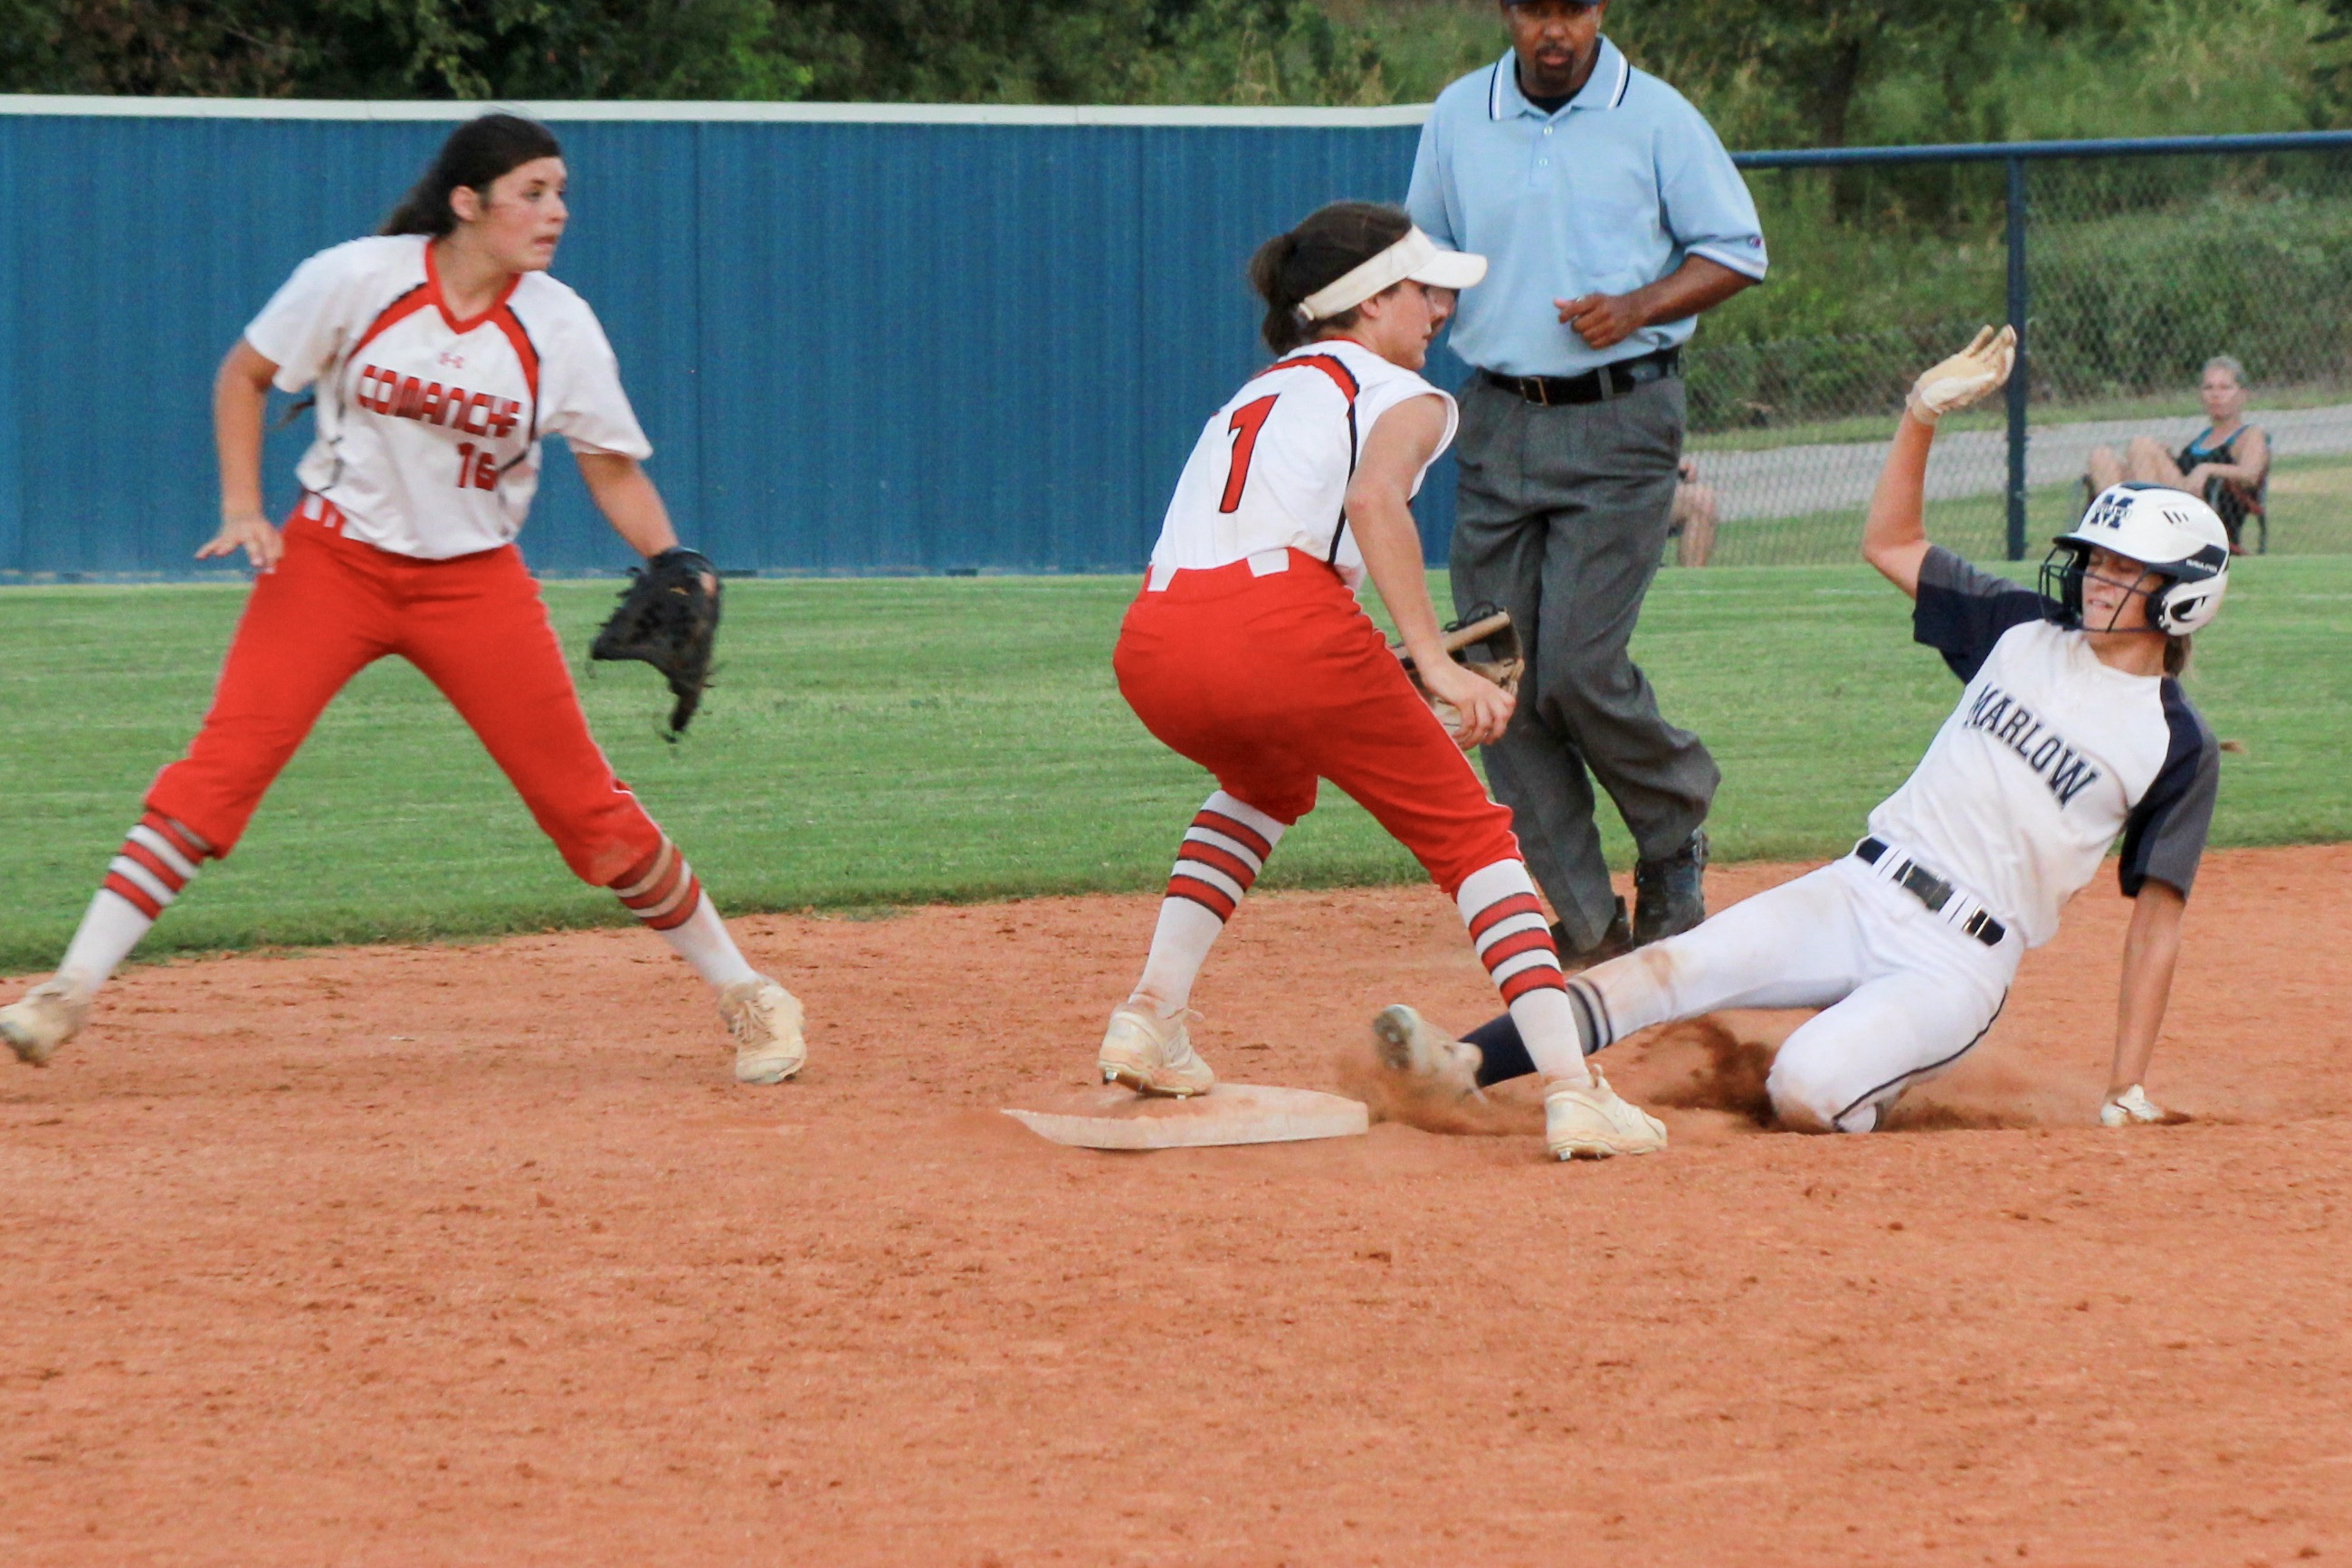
left=2146, top=543, right=2233, bottom=633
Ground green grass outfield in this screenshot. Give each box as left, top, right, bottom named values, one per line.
left=3, top=558, right=2347, bottom=972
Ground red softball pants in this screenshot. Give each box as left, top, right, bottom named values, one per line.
left=146, top=501, right=663, bottom=888
left=1112, top=549, right=1521, bottom=899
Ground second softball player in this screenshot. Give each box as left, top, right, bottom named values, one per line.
left=1097, top=200, right=1667, bottom=1160
left=0, top=115, right=805, bottom=1086
left=1375, top=328, right=2230, bottom=1134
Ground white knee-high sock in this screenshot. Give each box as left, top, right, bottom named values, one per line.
left=1456, top=860, right=1591, bottom=1086
left=1129, top=792, right=1286, bottom=1017
left=613, top=837, right=758, bottom=991
left=654, top=892, right=760, bottom=991
left=57, top=813, right=212, bottom=990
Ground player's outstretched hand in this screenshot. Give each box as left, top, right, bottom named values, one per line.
left=2099, top=1083, right=2177, bottom=1127
left=1906, top=325, right=2016, bottom=425
left=1423, top=658, right=1514, bottom=750
left=198, top=509, right=285, bottom=573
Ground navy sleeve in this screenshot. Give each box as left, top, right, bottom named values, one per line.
left=1911, top=545, right=2056, bottom=682
left=2118, top=682, right=2221, bottom=898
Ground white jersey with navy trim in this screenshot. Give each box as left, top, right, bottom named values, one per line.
left=1148, top=338, right=1457, bottom=586
left=1867, top=546, right=2221, bottom=947
left=243, top=235, right=652, bottom=561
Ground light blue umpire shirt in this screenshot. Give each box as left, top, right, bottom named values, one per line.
left=1406, top=38, right=1767, bottom=378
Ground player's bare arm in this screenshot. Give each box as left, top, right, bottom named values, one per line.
left=203, top=338, right=285, bottom=572
left=1861, top=413, right=1938, bottom=598
left=576, top=450, right=682, bottom=558
left=1556, top=254, right=1753, bottom=353
left=1347, top=394, right=1512, bottom=748
left=2108, top=879, right=2186, bottom=1118
left=1862, top=325, right=2018, bottom=598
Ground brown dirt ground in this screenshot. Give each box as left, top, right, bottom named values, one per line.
left=4, top=845, right=2350, bottom=1567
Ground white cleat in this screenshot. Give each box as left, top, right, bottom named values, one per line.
left=1369, top=1004, right=1483, bottom=1099
left=719, top=975, right=805, bottom=1084
left=1098, top=1003, right=1214, bottom=1098
left=0, top=976, right=93, bottom=1068
left=1545, top=1071, right=1668, bottom=1160
left=2100, top=1084, right=2168, bottom=1126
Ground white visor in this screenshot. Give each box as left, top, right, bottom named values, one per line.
left=1293, top=226, right=1489, bottom=325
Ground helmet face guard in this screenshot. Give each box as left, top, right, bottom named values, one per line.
left=2040, top=539, right=2173, bottom=633
left=2048, top=483, right=2232, bottom=637
left=2038, top=540, right=2091, bottom=627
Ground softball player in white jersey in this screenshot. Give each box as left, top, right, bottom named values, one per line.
left=0, top=114, right=805, bottom=1086
left=1376, top=328, right=2229, bottom=1132
left=1102, top=201, right=1670, bottom=1159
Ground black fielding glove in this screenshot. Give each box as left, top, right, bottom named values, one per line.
left=590, top=546, right=721, bottom=737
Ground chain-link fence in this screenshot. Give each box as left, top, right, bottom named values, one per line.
left=1677, top=132, right=2352, bottom=568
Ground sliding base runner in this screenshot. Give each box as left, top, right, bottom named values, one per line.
left=1375, top=329, right=2228, bottom=1136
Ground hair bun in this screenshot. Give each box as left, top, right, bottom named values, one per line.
left=1247, top=201, right=1411, bottom=355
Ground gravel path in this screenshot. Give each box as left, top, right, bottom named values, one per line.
left=1692, top=403, right=2352, bottom=520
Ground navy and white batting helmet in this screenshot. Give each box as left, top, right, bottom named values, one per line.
left=2043, top=482, right=2232, bottom=635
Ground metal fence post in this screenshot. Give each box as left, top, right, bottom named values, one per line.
left=2004, top=155, right=2030, bottom=561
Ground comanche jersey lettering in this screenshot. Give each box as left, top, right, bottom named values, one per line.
left=1149, top=338, right=1457, bottom=586
left=1867, top=546, right=2220, bottom=947
left=244, top=235, right=651, bottom=560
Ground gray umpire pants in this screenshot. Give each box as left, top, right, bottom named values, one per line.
left=1450, top=372, right=1719, bottom=949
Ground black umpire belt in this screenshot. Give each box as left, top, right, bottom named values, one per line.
left=1481, top=348, right=1681, bottom=407
left=1853, top=837, right=2009, bottom=948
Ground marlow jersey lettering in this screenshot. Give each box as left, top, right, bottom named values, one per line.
left=1149, top=338, right=1458, bottom=586
left=1869, top=546, right=2220, bottom=946
left=243, top=235, right=651, bottom=561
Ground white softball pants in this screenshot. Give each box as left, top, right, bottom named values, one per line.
left=1579, top=855, right=2021, bottom=1132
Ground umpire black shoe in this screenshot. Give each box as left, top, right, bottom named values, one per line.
left=1551, top=898, right=1633, bottom=971
left=1633, top=830, right=1709, bottom=946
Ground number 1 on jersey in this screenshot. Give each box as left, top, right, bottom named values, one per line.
left=1219, top=395, right=1279, bottom=514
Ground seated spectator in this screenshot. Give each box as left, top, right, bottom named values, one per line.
left=1668, top=456, right=1719, bottom=567
left=2086, top=356, right=2270, bottom=552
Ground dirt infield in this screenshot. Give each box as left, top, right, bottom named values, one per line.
left=5, top=845, right=2349, bottom=1566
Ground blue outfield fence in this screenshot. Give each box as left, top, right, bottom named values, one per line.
left=0, top=100, right=1449, bottom=579
left=3, top=100, right=2349, bottom=579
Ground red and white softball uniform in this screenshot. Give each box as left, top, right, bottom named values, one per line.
left=129, top=235, right=690, bottom=919
left=1116, top=337, right=1566, bottom=1022
left=246, top=235, right=651, bottom=559
left=1149, top=338, right=1456, bottom=586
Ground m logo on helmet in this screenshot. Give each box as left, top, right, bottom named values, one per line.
left=2081, top=490, right=2133, bottom=533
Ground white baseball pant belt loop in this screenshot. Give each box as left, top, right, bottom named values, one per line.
left=1146, top=549, right=1292, bottom=593
left=1852, top=836, right=2012, bottom=948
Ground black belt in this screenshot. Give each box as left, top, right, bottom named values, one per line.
left=1481, top=348, right=1681, bottom=407
left=1854, top=837, right=2007, bottom=947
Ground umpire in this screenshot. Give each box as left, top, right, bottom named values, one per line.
left=1406, top=0, right=1766, bottom=961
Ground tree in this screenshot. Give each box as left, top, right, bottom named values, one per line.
left=0, top=0, right=807, bottom=99
left=1614, top=0, right=2135, bottom=148
left=0, top=0, right=1382, bottom=103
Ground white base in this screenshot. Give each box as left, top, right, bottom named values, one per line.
left=1004, top=1083, right=1370, bottom=1151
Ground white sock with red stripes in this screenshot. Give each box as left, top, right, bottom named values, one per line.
left=1457, top=860, right=1592, bottom=1086
left=614, top=837, right=757, bottom=991
left=54, top=812, right=214, bottom=990
left=1129, top=792, right=1286, bottom=1018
